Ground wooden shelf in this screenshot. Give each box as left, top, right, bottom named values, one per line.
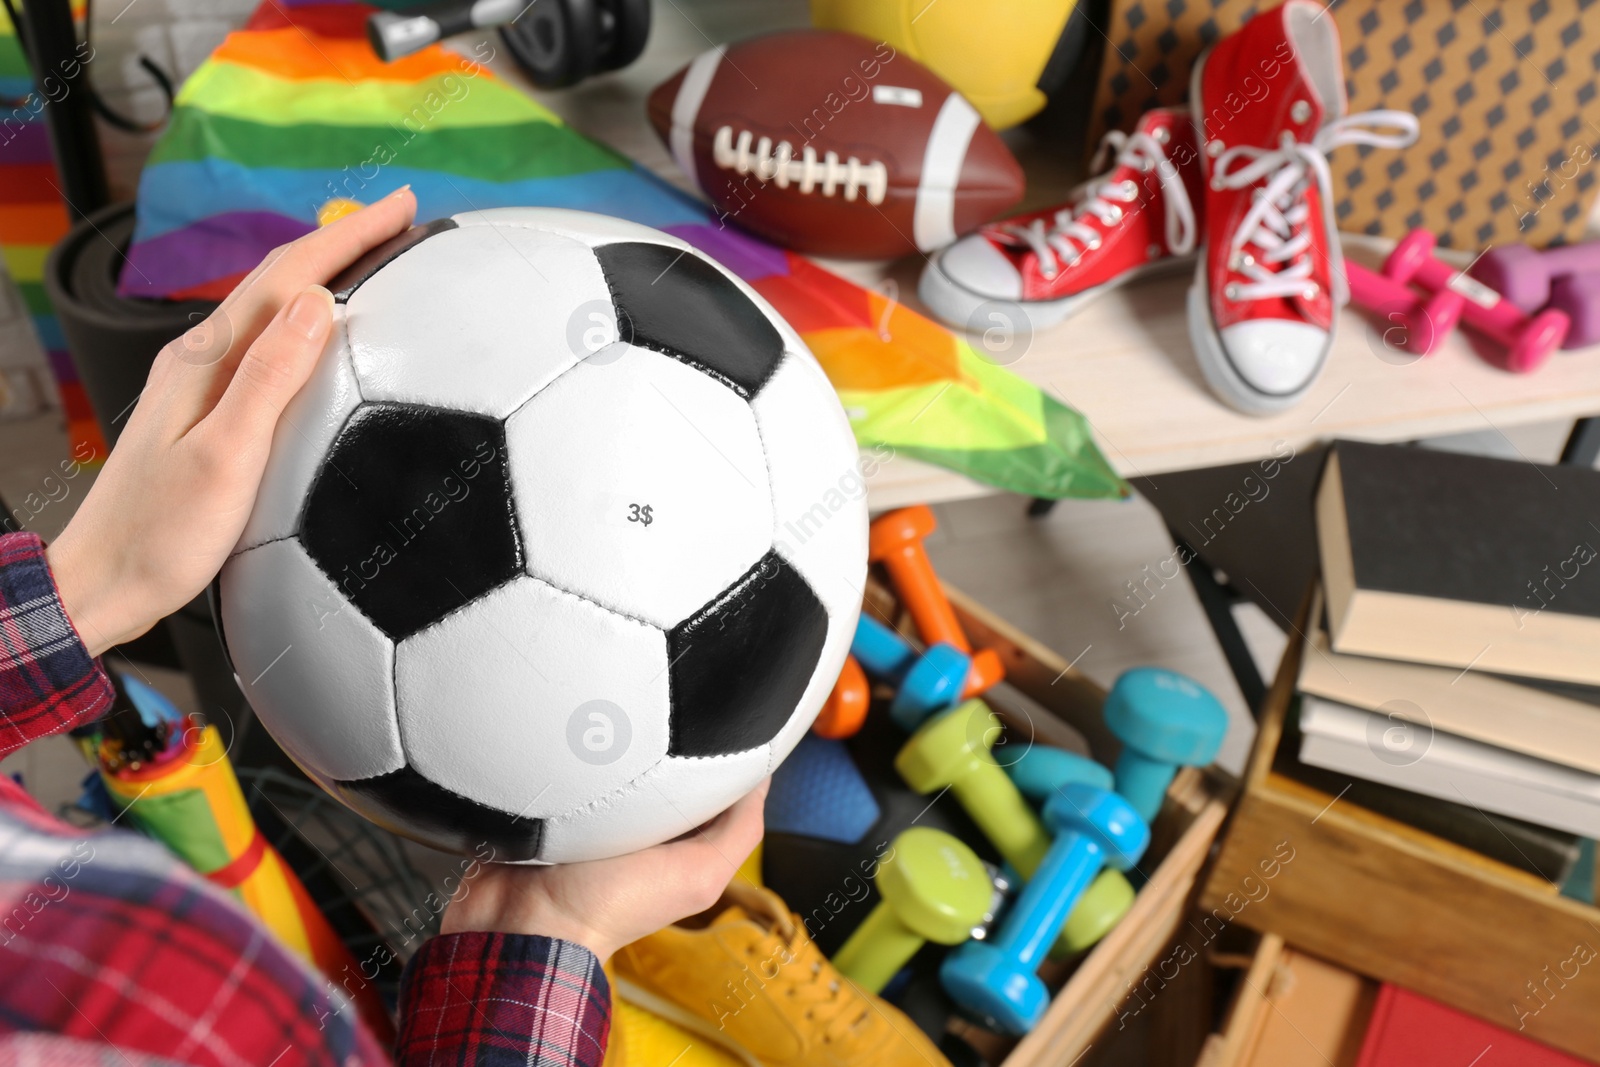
left=470, top=7, right=1600, bottom=512
left=838, top=246, right=1600, bottom=507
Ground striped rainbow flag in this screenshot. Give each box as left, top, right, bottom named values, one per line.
left=119, top=0, right=1125, bottom=500
left=0, top=1, right=106, bottom=465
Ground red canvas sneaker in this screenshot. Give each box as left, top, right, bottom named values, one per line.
left=920, top=107, right=1203, bottom=332
left=1188, top=0, right=1417, bottom=415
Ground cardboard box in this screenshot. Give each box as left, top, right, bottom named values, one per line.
left=1088, top=0, right=1600, bottom=250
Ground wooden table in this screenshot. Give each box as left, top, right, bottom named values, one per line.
left=471, top=1, right=1600, bottom=509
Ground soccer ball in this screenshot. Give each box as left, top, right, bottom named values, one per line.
left=217, top=208, right=866, bottom=864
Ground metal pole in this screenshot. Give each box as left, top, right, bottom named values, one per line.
left=17, top=0, right=108, bottom=219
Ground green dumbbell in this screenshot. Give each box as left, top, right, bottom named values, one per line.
left=831, top=827, right=993, bottom=993
left=896, top=703, right=1143, bottom=957
left=896, top=700, right=1053, bottom=875
left=1053, top=868, right=1136, bottom=959
left=1002, top=743, right=1136, bottom=958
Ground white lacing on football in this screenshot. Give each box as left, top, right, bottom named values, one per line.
left=1212, top=109, right=1419, bottom=305
left=1003, top=127, right=1198, bottom=279
left=711, top=126, right=889, bottom=204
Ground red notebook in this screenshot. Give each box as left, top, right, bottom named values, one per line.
left=1355, top=984, right=1588, bottom=1066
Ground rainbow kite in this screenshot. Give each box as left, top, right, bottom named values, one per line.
left=116, top=0, right=1125, bottom=500
left=0, top=2, right=106, bottom=465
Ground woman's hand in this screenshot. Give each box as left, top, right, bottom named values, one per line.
left=442, top=779, right=769, bottom=962
left=47, top=189, right=418, bottom=656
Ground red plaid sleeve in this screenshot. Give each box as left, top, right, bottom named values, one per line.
left=0, top=532, right=113, bottom=756
left=0, top=773, right=393, bottom=1067
left=397, top=932, right=611, bottom=1067
left=0, top=536, right=614, bottom=1067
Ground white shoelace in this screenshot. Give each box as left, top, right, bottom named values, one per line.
left=1211, top=109, right=1419, bottom=305
left=711, top=126, right=889, bottom=204
left=1002, top=128, right=1198, bottom=278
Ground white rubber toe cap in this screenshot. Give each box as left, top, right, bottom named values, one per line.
left=1218, top=319, right=1331, bottom=397
left=937, top=235, right=1022, bottom=300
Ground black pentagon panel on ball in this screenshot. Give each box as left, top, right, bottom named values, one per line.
left=330, top=216, right=459, bottom=303
left=594, top=241, right=785, bottom=398
left=333, top=764, right=544, bottom=862
left=666, top=550, right=828, bottom=757
left=299, top=402, right=522, bottom=640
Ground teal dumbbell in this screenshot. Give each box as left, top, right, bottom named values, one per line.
left=1003, top=744, right=1113, bottom=800
left=1104, top=668, right=1228, bottom=824
left=940, top=784, right=1148, bottom=1034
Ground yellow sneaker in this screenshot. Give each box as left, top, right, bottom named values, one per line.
left=613, top=882, right=952, bottom=1067
left=603, top=978, right=745, bottom=1067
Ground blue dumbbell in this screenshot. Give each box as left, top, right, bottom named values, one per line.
left=852, top=614, right=970, bottom=730
left=1001, top=744, right=1135, bottom=956
left=940, top=783, right=1148, bottom=1035
left=1002, top=744, right=1131, bottom=873
left=1104, top=668, right=1229, bottom=824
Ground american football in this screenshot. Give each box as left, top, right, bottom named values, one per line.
left=216, top=208, right=867, bottom=865
left=647, top=30, right=1024, bottom=259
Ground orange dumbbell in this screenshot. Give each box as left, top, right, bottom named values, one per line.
left=869, top=506, right=1004, bottom=698
left=813, top=655, right=870, bottom=738
left=961, top=648, right=1005, bottom=698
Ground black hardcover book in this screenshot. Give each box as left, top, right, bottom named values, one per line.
left=1317, top=440, right=1600, bottom=685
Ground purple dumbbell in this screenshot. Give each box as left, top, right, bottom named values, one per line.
left=1549, top=272, right=1600, bottom=350
left=1470, top=240, right=1600, bottom=314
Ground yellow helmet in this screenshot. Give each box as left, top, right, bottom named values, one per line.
left=810, top=0, right=1083, bottom=129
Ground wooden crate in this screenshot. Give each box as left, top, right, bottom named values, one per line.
left=1199, top=592, right=1600, bottom=1062
left=865, top=578, right=1232, bottom=1067
left=1195, top=933, right=1376, bottom=1067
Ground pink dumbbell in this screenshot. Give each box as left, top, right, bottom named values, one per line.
left=1549, top=272, right=1600, bottom=349
left=1345, top=259, right=1464, bottom=356
left=1384, top=230, right=1569, bottom=373
left=1470, top=240, right=1600, bottom=313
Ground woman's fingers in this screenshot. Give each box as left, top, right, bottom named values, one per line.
left=716, top=778, right=770, bottom=850
left=655, top=780, right=769, bottom=912
left=199, top=285, right=335, bottom=455
left=221, top=186, right=416, bottom=324
left=154, top=188, right=416, bottom=430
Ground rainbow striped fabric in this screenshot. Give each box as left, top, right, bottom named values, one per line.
left=119, top=0, right=1126, bottom=500
left=0, top=1, right=105, bottom=463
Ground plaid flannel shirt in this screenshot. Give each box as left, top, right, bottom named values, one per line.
left=0, top=532, right=611, bottom=1066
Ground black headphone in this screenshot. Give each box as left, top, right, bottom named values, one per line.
left=367, top=0, right=651, bottom=89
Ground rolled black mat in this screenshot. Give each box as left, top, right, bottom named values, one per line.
left=44, top=202, right=217, bottom=447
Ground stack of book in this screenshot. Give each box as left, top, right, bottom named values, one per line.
left=1291, top=440, right=1600, bottom=886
